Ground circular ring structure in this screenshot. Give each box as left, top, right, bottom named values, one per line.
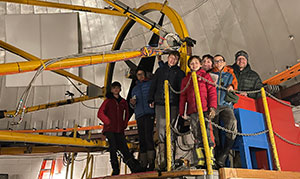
left=104, top=2, right=190, bottom=92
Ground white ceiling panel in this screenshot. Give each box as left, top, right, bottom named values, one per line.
left=277, top=0, right=300, bottom=58
left=254, top=0, right=297, bottom=75
left=231, top=0, right=275, bottom=80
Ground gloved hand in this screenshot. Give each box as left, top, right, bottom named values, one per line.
left=208, top=107, right=216, bottom=119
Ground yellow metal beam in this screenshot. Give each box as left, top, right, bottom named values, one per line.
left=0, top=40, right=96, bottom=86
left=0, top=49, right=160, bottom=76
left=164, top=80, right=172, bottom=171
left=0, top=131, right=102, bottom=147
left=192, top=71, right=213, bottom=176
left=0, top=146, right=99, bottom=155
left=261, top=87, right=281, bottom=170
left=3, top=95, right=100, bottom=118
left=0, top=0, right=125, bottom=16
left=0, top=135, right=138, bottom=155
left=104, top=0, right=163, bottom=37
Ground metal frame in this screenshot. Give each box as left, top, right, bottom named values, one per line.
left=0, top=1, right=190, bottom=158
left=263, top=62, right=300, bottom=85
left=0, top=40, right=96, bottom=86
left=104, top=2, right=190, bottom=91
left=0, top=0, right=125, bottom=16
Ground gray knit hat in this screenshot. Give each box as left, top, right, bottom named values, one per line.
left=235, top=50, right=249, bottom=61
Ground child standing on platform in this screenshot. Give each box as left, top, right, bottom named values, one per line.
left=179, top=56, right=217, bottom=168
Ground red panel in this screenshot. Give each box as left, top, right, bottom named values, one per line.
left=256, top=97, right=300, bottom=172
left=234, top=95, right=256, bottom=112
left=256, top=150, right=269, bottom=169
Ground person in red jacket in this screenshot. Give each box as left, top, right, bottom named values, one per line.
left=179, top=55, right=217, bottom=168
left=98, top=81, right=142, bottom=175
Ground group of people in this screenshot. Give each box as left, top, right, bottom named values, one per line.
left=97, top=50, right=263, bottom=175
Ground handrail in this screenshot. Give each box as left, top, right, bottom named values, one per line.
left=191, top=71, right=213, bottom=176
left=164, top=80, right=172, bottom=171
left=261, top=87, right=281, bottom=170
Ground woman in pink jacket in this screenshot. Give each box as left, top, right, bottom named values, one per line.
left=179, top=55, right=217, bottom=168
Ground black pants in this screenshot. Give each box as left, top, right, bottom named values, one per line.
left=105, top=132, right=133, bottom=164
left=213, top=106, right=237, bottom=147
left=190, top=112, right=215, bottom=148
left=136, top=114, right=155, bottom=153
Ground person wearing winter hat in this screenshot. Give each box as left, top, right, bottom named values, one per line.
left=231, top=50, right=263, bottom=99
left=98, top=81, right=143, bottom=175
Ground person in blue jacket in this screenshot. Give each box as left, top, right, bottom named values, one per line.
left=130, top=69, right=155, bottom=171
left=211, top=54, right=238, bottom=168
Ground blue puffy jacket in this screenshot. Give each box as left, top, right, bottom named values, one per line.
left=212, top=69, right=234, bottom=108
left=131, top=80, right=155, bottom=119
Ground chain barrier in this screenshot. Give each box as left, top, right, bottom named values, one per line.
left=168, top=74, right=192, bottom=94
left=274, top=131, right=300, bottom=146
left=196, top=74, right=261, bottom=94
left=168, top=72, right=297, bottom=111
left=167, top=73, right=261, bottom=96
left=170, top=115, right=269, bottom=137
left=166, top=72, right=300, bottom=150
left=204, top=117, right=269, bottom=136
left=266, top=91, right=296, bottom=108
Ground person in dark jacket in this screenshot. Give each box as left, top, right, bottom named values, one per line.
left=130, top=69, right=155, bottom=171
left=148, top=51, right=185, bottom=170
left=232, top=50, right=263, bottom=99
left=212, top=54, right=238, bottom=168
left=98, top=81, right=142, bottom=175
left=179, top=55, right=217, bottom=167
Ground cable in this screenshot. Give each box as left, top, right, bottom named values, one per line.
left=65, top=76, right=99, bottom=109
left=81, top=100, right=99, bottom=110
left=66, top=76, right=85, bottom=96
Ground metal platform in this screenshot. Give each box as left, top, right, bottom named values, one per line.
left=93, top=169, right=219, bottom=179
left=93, top=168, right=300, bottom=179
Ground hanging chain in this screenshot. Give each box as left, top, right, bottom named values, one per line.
left=168, top=75, right=192, bottom=94
left=274, top=131, right=300, bottom=146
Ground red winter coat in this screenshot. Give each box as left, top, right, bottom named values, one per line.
left=179, top=69, right=217, bottom=116
left=97, top=93, right=129, bottom=133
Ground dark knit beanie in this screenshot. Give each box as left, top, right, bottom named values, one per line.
left=235, top=50, right=249, bottom=61
left=111, top=81, right=121, bottom=88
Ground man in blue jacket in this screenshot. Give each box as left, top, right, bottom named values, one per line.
left=130, top=69, right=155, bottom=171
left=212, top=54, right=238, bottom=168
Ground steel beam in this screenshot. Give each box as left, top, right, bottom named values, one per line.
left=263, top=62, right=300, bottom=85
left=0, top=131, right=102, bottom=147
left=0, top=49, right=161, bottom=76
left=0, top=146, right=100, bottom=155
left=0, top=40, right=97, bottom=86
left=2, top=95, right=100, bottom=119
left=0, top=0, right=125, bottom=16
left=1, top=120, right=137, bottom=133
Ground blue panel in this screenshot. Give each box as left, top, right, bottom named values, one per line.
left=233, top=108, right=273, bottom=170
